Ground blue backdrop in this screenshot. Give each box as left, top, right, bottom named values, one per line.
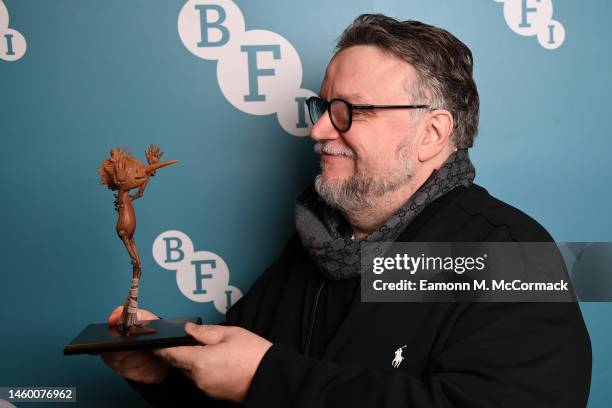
left=1, top=0, right=610, bottom=406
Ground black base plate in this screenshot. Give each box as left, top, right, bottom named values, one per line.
left=64, top=316, right=202, bottom=355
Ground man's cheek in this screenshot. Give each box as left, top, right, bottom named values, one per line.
left=359, top=151, right=388, bottom=175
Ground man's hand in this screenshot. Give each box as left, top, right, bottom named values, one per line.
left=99, top=306, right=172, bottom=384
left=153, top=323, right=273, bottom=404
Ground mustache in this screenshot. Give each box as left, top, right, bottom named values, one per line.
left=313, top=142, right=356, bottom=160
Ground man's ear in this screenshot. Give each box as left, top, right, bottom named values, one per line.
left=417, top=109, right=454, bottom=162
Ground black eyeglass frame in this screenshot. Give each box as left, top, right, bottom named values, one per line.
left=306, top=96, right=432, bottom=132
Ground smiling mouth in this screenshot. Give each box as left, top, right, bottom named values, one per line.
left=321, top=153, right=353, bottom=160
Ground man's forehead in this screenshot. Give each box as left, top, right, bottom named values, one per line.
left=319, top=46, right=414, bottom=102
left=319, top=79, right=410, bottom=103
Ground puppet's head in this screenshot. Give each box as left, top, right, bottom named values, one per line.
left=98, top=147, right=176, bottom=191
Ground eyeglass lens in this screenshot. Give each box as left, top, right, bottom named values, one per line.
left=330, top=99, right=350, bottom=131
left=307, top=97, right=351, bottom=132
left=307, top=98, right=326, bottom=125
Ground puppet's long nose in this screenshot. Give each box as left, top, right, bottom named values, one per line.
left=146, top=160, right=178, bottom=174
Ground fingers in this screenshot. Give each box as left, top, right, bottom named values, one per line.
left=151, top=324, right=224, bottom=371
left=114, top=157, right=127, bottom=181
left=107, top=306, right=124, bottom=325
left=107, top=306, right=159, bottom=326
left=153, top=345, right=202, bottom=371
left=107, top=351, right=149, bottom=371
left=137, top=308, right=159, bottom=321
left=100, top=349, right=157, bottom=371
left=147, top=145, right=163, bottom=163
left=184, top=323, right=228, bottom=345
left=100, top=349, right=134, bottom=366
left=100, top=349, right=168, bottom=383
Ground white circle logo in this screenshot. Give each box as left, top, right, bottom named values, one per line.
left=153, top=230, right=243, bottom=314
left=177, top=0, right=315, bottom=136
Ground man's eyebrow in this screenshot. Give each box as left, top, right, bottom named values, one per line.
left=328, top=93, right=369, bottom=103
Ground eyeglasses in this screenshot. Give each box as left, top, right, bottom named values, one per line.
left=305, top=96, right=431, bottom=133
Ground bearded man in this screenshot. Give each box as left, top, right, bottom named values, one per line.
left=102, top=14, right=591, bottom=408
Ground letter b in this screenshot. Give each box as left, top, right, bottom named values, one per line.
left=163, top=237, right=185, bottom=263
left=196, top=4, right=230, bottom=47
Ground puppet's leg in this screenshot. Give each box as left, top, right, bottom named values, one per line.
left=118, top=237, right=142, bottom=332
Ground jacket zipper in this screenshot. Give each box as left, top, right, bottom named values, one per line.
left=304, top=280, right=326, bottom=356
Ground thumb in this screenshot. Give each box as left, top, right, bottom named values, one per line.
left=185, top=322, right=227, bottom=345
left=107, top=306, right=124, bottom=325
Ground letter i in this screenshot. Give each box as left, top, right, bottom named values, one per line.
left=4, top=34, right=15, bottom=55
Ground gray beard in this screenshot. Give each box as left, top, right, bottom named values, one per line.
left=314, top=156, right=416, bottom=213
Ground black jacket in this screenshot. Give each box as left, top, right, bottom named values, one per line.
left=128, top=183, right=592, bottom=407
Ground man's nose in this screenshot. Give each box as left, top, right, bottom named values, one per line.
left=310, top=110, right=340, bottom=143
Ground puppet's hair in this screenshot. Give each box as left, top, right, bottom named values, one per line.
left=97, top=148, right=133, bottom=190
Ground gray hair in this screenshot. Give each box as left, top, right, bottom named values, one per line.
left=335, top=14, right=480, bottom=149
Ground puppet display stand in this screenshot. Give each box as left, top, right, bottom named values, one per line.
left=64, top=145, right=201, bottom=355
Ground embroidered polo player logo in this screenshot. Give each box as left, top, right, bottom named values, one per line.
left=392, top=345, right=407, bottom=368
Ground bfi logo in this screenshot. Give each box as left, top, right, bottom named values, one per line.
left=177, top=0, right=316, bottom=136
left=0, top=0, right=26, bottom=61
left=153, top=230, right=243, bottom=314
left=494, top=0, right=565, bottom=49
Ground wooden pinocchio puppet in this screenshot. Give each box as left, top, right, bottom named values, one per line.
left=97, top=145, right=177, bottom=335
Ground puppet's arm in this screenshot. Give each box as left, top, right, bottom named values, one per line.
left=145, top=144, right=163, bottom=177
left=130, top=177, right=149, bottom=201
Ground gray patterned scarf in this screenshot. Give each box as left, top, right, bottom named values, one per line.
left=295, top=149, right=476, bottom=280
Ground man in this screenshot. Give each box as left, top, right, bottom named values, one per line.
left=101, top=14, right=591, bottom=407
